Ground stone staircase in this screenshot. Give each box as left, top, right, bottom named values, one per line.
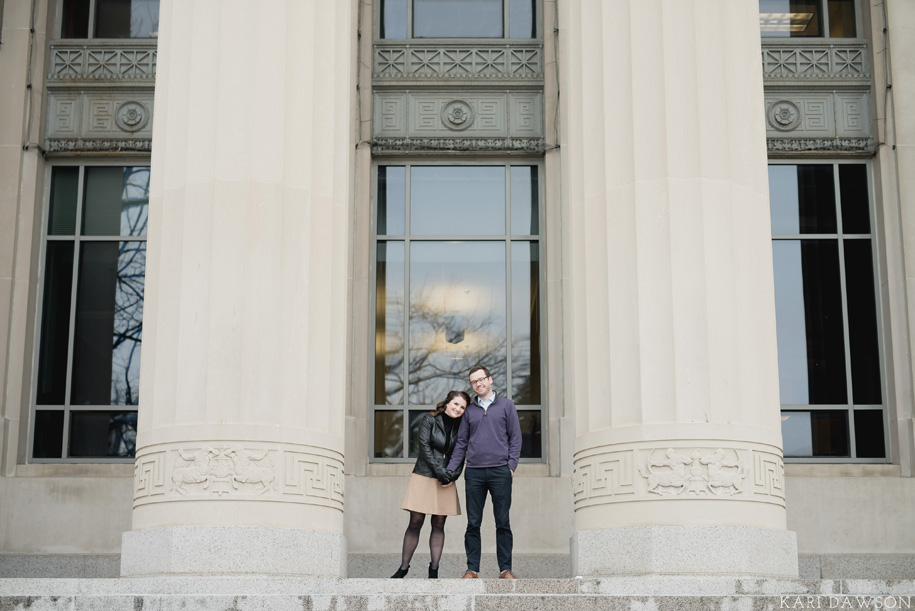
left=2, top=576, right=914, bottom=611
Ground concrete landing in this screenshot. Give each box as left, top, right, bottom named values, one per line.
left=1, top=577, right=914, bottom=610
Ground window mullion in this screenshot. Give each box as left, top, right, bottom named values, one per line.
left=821, top=0, right=831, bottom=38
left=503, top=0, right=509, bottom=38
left=88, top=0, right=97, bottom=38
left=403, top=164, right=412, bottom=457
left=504, top=165, right=513, bottom=400
left=407, top=0, right=413, bottom=39
left=833, top=163, right=856, bottom=457
left=61, top=167, right=86, bottom=459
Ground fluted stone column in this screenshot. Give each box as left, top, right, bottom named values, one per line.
left=560, top=0, right=797, bottom=576
left=120, top=0, right=354, bottom=577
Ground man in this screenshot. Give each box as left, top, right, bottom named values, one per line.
left=446, top=365, right=522, bottom=579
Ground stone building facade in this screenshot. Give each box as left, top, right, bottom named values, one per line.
left=0, top=0, right=913, bottom=578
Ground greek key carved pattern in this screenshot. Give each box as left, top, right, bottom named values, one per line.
left=53, top=100, right=78, bottom=134
left=283, top=452, right=345, bottom=510
left=134, top=451, right=166, bottom=499
left=761, top=44, right=869, bottom=81
left=49, top=44, right=157, bottom=82
left=374, top=45, right=542, bottom=81
left=752, top=452, right=785, bottom=502
left=573, top=450, right=635, bottom=508
left=837, top=93, right=869, bottom=135
left=573, top=445, right=787, bottom=509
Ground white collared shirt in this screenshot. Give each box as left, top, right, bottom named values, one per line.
left=477, top=391, right=496, bottom=412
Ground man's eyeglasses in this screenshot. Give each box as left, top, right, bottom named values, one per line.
left=470, top=377, right=490, bottom=386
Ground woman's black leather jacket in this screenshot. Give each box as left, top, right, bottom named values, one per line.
left=413, top=412, right=465, bottom=484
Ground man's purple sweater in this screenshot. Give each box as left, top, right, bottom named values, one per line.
left=447, top=395, right=522, bottom=472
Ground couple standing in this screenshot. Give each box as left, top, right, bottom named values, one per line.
left=391, top=365, right=521, bottom=579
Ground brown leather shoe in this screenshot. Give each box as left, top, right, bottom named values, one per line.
left=499, top=569, right=517, bottom=579
left=461, top=569, right=479, bottom=579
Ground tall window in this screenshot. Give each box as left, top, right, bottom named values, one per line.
left=373, top=164, right=543, bottom=460
left=380, top=0, right=536, bottom=39
left=769, top=163, right=886, bottom=461
left=61, top=0, right=160, bottom=39
left=32, top=165, right=148, bottom=461
left=759, top=0, right=857, bottom=38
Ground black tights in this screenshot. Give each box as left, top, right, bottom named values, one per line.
left=399, top=511, right=448, bottom=570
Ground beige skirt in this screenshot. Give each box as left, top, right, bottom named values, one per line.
left=400, top=473, right=462, bottom=516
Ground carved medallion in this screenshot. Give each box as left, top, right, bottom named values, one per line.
left=441, top=100, right=475, bottom=131
left=115, top=101, right=150, bottom=133
left=767, top=100, right=801, bottom=132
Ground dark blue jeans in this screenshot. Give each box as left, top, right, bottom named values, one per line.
left=463, top=465, right=513, bottom=572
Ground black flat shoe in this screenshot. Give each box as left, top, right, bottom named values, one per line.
left=428, top=564, right=438, bottom=579
left=391, top=566, right=409, bottom=578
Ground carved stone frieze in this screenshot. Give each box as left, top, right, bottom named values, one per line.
left=48, top=42, right=157, bottom=83
left=45, top=138, right=152, bottom=153
left=374, top=91, right=543, bottom=143
left=763, top=91, right=870, bottom=151
left=767, top=137, right=874, bottom=153
left=573, top=443, right=786, bottom=510
left=372, top=137, right=544, bottom=153
left=761, top=42, right=869, bottom=82
left=373, top=44, right=542, bottom=82
left=639, top=448, right=745, bottom=497
left=133, top=442, right=345, bottom=511
left=45, top=92, right=153, bottom=153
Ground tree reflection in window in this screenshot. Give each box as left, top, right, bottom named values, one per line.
left=373, top=164, right=542, bottom=459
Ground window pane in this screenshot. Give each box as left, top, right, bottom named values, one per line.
left=68, top=411, right=137, bottom=457
left=375, top=410, right=404, bottom=458
left=511, top=242, right=540, bottom=404
left=380, top=0, right=408, bottom=39
left=518, top=410, right=541, bottom=458
left=845, top=240, right=881, bottom=405
left=509, top=0, right=535, bottom=38
left=409, top=241, right=506, bottom=404
left=839, top=164, right=870, bottom=234
left=769, top=165, right=837, bottom=235
left=510, top=166, right=538, bottom=235
left=82, top=167, right=149, bottom=237
left=773, top=240, right=847, bottom=404
left=411, top=166, right=505, bottom=235
left=378, top=166, right=406, bottom=235
left=36, top=242, right=75, bottom=405
left=375, top=242, right=405, bottom=405
left=414, top=0, right=503, bottom=38
left=782, top=410, right=849, bottom=457
left=71, top=241, right=146, bottom=405
left=854, top=410, right=885, bottom=458
left=61, top=0, right=90, bottom=38
left=759, top=0, right=822, bottom=37
left=33, top=410, right=65, bottom=458
left=95, top=0, right=159, bottom=38
left=49, top=167, right=79, bottom=235
left=828, top=0, right=856, bottom=37
left=408, top=410, right=428, bottom=458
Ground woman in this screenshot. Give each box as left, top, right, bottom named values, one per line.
left=391, top=390, right=469, bottom=579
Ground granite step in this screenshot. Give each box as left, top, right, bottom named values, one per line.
left=1, top=577, right=914, bottom=611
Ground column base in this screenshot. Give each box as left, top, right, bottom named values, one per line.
left=121, top=526, right=347, bottom=577
left=571, top=525, right=798, bottom=577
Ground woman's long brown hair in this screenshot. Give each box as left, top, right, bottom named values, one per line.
left=429, top=390, right=471, bottom=416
